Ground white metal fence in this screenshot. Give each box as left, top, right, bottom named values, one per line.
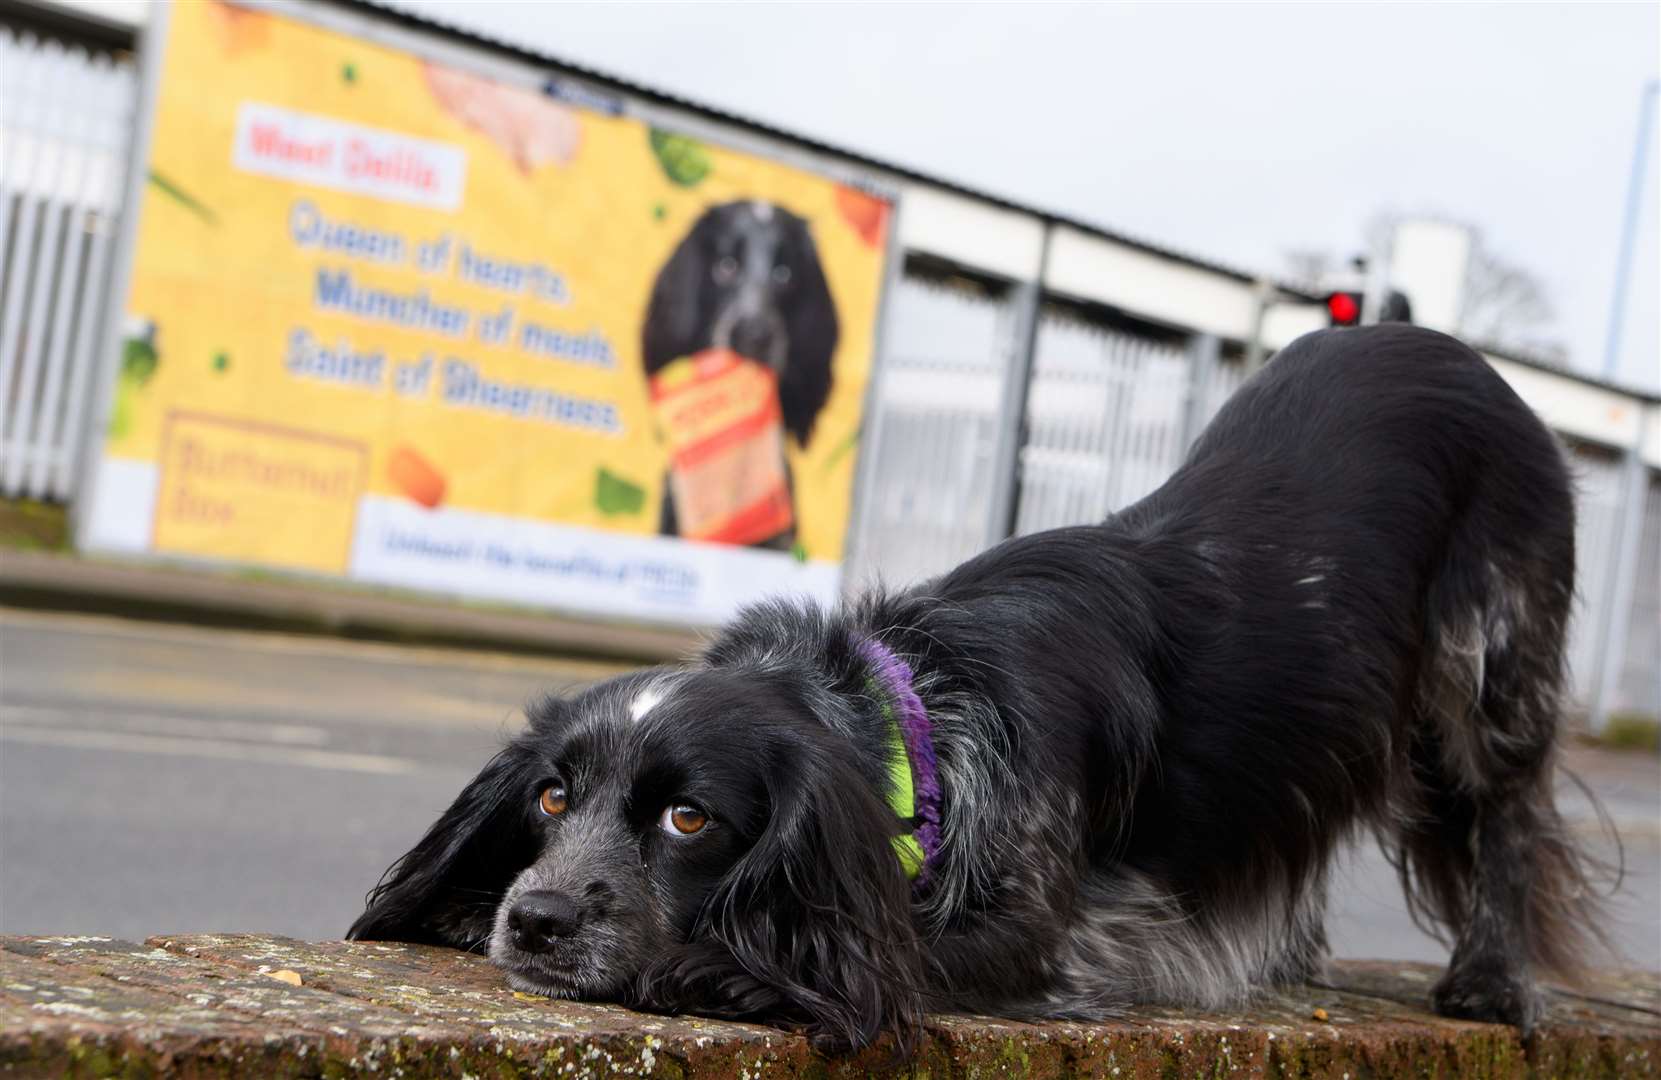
left=0, top=30, right=136, bottom=500
left=1566, top=446, right=1629, bottom=703
left=848, top=265, right=1015, bottom=588
left=1192, top=347, right=1249, bottom=432
left=1015, top=308, right=1192, bottom=536
left=1616, top=475, right=1661, bottom=717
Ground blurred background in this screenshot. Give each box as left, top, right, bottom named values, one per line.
left=1, top=0, right=1656, bottom=977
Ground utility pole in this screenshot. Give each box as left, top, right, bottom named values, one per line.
left=1360, top=222, right=1393, bottom=326
left=1243, top=278, right=1274, bottom=376
left=1601, top=79, right=1659, bottom=381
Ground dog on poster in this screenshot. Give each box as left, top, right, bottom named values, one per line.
left=637, top=200, right=839, bottom=551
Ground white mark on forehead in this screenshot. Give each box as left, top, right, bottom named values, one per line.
left=751, top=200, right=774, bottom=222
left=629, top=681, right=672, bottom=723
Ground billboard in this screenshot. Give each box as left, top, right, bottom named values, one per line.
left=82, top=0, right=893, bottom=625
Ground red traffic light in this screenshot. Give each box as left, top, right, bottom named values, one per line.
left=1326, top=291, right=1361, bottom=326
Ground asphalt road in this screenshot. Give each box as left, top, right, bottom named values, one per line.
left=3, top=606, right=1656, bottom=973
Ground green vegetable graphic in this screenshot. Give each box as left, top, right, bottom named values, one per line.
left=595, top=468, right=646, bottom=516
left=212, top=350, right=231, bottom=374
left=820, top=423, right=861, bottom=475
left=147, top=170, right=218, bottom=227
left=122, top=322, right=159, bottom=385
left=648, top=129, right=711, bottom=188
left=342, top=61, right=358, bottom=85
left=109, top=320, right=159, bottom=440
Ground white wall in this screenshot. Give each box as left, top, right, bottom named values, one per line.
left=24, top=0, right=148, bottom=29
left=1486, top=355, right=1646, bottom=450
left=897, top=185, right=1045, bottom=282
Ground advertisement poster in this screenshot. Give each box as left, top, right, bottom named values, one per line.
left=82, top=0, right=893, bottom=625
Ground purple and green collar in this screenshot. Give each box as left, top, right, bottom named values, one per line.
left=855, top=635, right=942, bottom=884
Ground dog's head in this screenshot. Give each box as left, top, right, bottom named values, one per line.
left=349, top=665, right=923, bottom=1052
left=642, top=200, right=839, bottom=445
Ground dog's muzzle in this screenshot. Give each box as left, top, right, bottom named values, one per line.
left=504, top=889, right=583, bottom=955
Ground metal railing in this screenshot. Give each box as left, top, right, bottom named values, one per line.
left=848, top=265, right=1015, bottom=588
left=1015, top=306, right=1191, bottom=537
left=0, top=30, right=136, bottom=501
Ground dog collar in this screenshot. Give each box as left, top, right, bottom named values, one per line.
left=855, top=635, right=942, bottom=884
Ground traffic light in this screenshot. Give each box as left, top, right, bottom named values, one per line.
left=1326, top=291, right=1362, bottom=326
left=1377, top=290, right=1413, bottom=324
left=1325, top=289, right=1413, bottom=327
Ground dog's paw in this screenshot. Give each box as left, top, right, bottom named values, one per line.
left=1432, top=961, right=1544, bottom=1032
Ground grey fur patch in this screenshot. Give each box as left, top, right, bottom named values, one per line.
left=1039, top=866, right=1331, bottom=1015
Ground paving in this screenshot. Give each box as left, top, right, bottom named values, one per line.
left=3, top=933, right=1658, bottom=1078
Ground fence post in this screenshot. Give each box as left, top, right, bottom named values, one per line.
left=69, top=0, right=170, bottom=547
left=1588, top=410, right=1653, bottom=734
left=1181, top=333, right=1220, bottom=451
left=982, top=228, right=1050, bottom=548
left=1242, top=279, right=1274, bottom=377
left=841, top=193, right=907, bottom=591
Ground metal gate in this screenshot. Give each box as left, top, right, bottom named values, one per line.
left=0, top=30, right=136, bottom=500
left=1192, top=350, right=1250, bottom=433
left=847, top=261, right=1016, bottom=588
left=1613, top=472, right=1660, bottom=717
left=1014, top=306, right=1191, bottom=535
left=1566, top=445, right=1628, bottom=703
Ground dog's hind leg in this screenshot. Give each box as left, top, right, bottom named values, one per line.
left=1394, top=524, right=1597, bottom=1032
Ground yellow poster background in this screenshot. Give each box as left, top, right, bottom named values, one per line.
left=108, top=0, right=889, bottom=575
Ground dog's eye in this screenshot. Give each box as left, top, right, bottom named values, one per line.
left=538, top=785, right=568, bottom=817
left=712, top=255, right=738, bottom=283
left=771, top=264, right=792, bottom=286
left=659, top=803, right=708, bottom=836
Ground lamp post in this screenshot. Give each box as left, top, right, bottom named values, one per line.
left=1601, top=79, right=1659, bottom=382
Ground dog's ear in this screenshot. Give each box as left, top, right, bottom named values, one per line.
left=778, top=220, right=838, bottom=446
left=644, top=731, right=925, bottom=1054
left=347, top=744, right=537, bottom=950
left=642, top=216, right=711, bottom=374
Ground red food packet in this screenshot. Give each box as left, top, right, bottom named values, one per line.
left=650, top=348, right=793, bottom=546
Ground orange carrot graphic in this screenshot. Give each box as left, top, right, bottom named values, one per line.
left=388, top=446, right=446, bottom=509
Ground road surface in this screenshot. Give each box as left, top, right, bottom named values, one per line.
left=3, top=607, right=1656, bottom=972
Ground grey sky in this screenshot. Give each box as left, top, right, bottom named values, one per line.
left=404, top=1, right=1660, bottom=393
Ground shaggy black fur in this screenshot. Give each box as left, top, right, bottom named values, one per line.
left=351, top=324, right=1599, bottom=1053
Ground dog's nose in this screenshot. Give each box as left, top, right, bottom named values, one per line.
left=507, top=890, right=583, bottom=953
left=729, top=316, right=782, bottom=367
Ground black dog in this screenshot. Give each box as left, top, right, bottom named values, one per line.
left=640, top=200, right=839, bottom=549
left=351, top=324, right=1598, bottom=1052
